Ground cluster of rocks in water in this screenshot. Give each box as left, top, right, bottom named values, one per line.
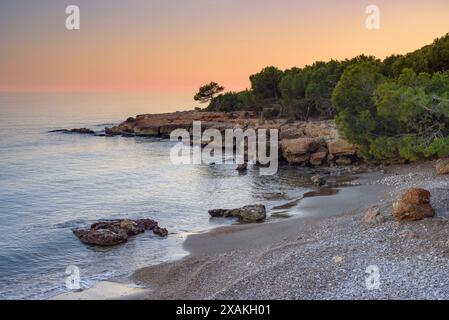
left=73, top=219, right=168, bottom=246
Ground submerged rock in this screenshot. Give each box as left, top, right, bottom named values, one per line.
left=208, top=204, right=266, bottom=223
left=49, top=128, right=95, bottom=135
left=73, top=218, right=167, bottom=246
left=392, top=188, right=435, bottom=222
left=70, top=128, right=95, bottom=134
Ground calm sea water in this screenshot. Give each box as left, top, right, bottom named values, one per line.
left=0, top=93, right=313, bottom=299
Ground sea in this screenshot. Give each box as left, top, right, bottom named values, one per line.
left=0, top=92, right=313, bottom=299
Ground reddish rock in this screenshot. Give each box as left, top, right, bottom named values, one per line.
left=392, top=188, right=435, bottom=222
left=105, top=111, right=359, bottom=167
left=362, top=207, right=385, bottom=225
left=402, top=188, right=431, bottom=205
left=328, top=139, right=357, bottom=156
left=310, top=147, right=328, bottom=166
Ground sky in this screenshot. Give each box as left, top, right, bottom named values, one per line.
left=1, top=0, right=449, bottom=94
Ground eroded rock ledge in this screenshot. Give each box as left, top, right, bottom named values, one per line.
left=105, top=110, right=358, bottom=167
left=73, top=218, right=168, bottom=246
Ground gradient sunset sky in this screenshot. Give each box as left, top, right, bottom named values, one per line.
left=1, top=0, right=449, bottom=93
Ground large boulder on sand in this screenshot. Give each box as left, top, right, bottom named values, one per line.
left=73, top=218, right=167, bottom=246
left=70, top=128, right=95, bottom=134
left=392, top=188, right=435, bottom=222
left=436, top=159, right=449, bottom=175
left=208, top=205, right=266, bottom=223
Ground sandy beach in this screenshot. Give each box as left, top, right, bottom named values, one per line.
left=129, top=162, right=449, bottom=300
left=50, top=161, right=449, bottom=300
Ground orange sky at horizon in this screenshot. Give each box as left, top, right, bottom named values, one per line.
left=1, top=0, right=449, bottom=94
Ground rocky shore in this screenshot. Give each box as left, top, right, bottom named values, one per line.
left=131, top=162, right=449, bottom=300
left=73, top=218, right=168, bottom=246
left=104, top=111, right=358, bottom=167
left=48, top=111, right=449, bottom=300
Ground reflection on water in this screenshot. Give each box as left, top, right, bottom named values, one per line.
left=0, top=93, right=321, bottom=299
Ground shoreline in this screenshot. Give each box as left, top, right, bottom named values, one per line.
left=49, top=165, right=368, bottom=300
left=51, top=161, right=449, bottom=300
left=132, top=161, right=449, bottom=300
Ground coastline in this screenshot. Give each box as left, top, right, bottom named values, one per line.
left=50, top=165, right=372, bottom=300
left=52, top=161, right=449, bottom=300
left=131, top=161, right=449, bottom=300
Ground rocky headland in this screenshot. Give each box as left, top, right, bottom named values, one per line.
left=104, top=110, right=358, bottom=167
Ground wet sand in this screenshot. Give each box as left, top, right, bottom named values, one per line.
left=50, top=281, right=150, bottom=300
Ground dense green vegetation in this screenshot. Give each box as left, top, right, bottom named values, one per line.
left=196, top=33, right=449, bottom=161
